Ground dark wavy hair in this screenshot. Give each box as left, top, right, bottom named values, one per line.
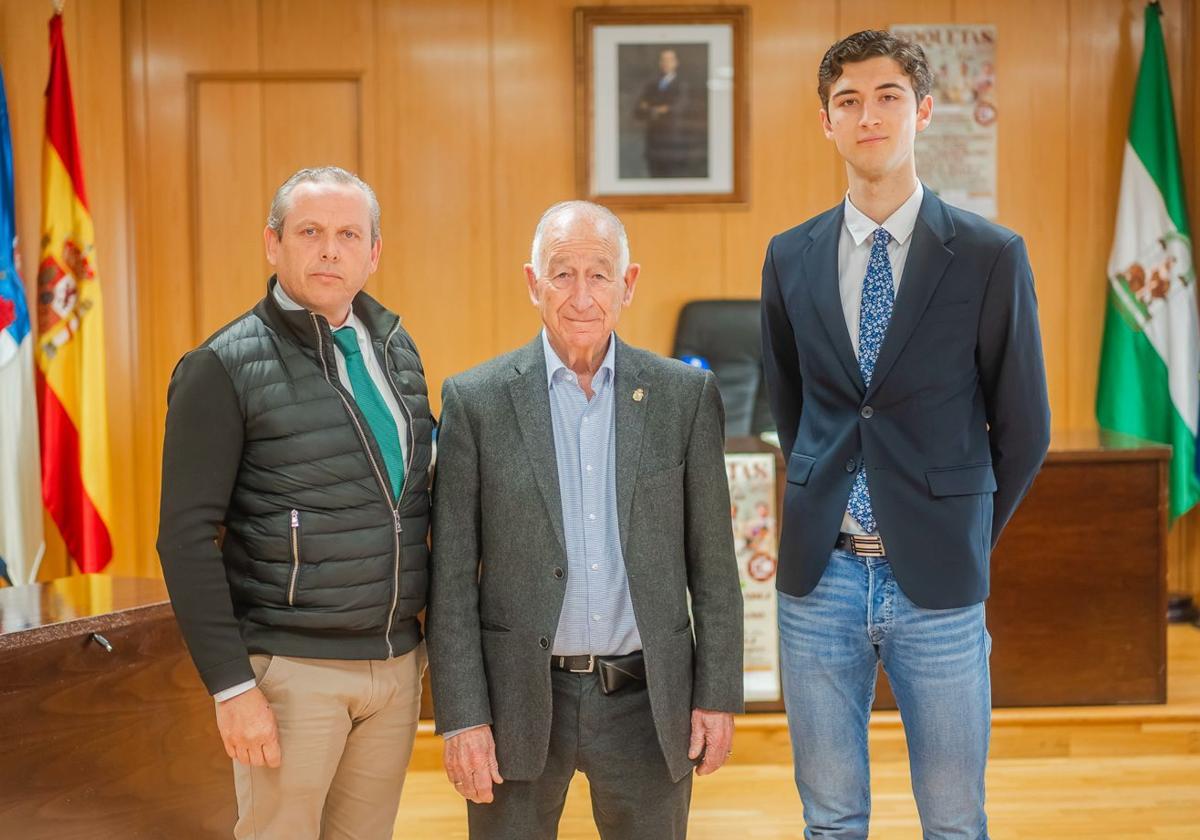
left=817, top=30, right=933, bottom=111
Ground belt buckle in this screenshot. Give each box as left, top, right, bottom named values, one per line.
left=568, top=655, right=596, bottom=673
left=850, top=535, right=885, bottom=557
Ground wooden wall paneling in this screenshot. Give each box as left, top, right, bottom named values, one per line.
left=489, top=0, right=580, bottom=357
left=259, top=78, right=363, bottom=191
left=137, top=0, right=262, bottom=576
left=121, top=0, right=160, bottom=578
left=259, top=0, right=374, bottom=72
left=1185, top=0, right=1200, bottom=599
left=1173, top=0, right=1200, bottom=599
left=1066, top=0, right=1158, bottom=434
left=191, top=80, right=268, bottom=338
left=373, top=0, right=495, bottom=412
left=1065, top=0, right=1174, bottom=592
left=258, top=0, right=377, bottom=243
left=618, top=207, right=725, bottom=355
left=190, top=76, right=362, bottom=339
left=1168, top=0, right=1199, bottom=598
left=721, top=0, right=841, bottom=301
left=69, top=0, right=141, bottom=578
left=834, top=0, right=956, bottom=40
left=957, top=0, right=1070, bottom=427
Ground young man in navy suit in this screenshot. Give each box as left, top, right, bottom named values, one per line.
left=760, top=30, right=1051, bottom=839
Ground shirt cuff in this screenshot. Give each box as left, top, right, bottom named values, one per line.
left=213, top=679, right=257, bottom=703
left=442, top=724, right=488, bottom=740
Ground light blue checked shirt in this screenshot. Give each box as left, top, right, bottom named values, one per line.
left=542, top=330, right=642, bottom=657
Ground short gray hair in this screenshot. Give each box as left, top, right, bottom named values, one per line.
left=530, top=200, right=630, bottom=279
left=267, top=166, right=381, bottom=244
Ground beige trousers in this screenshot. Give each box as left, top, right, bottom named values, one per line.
left=232, top=644, right=424, bottom=840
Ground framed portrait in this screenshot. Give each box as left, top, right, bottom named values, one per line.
left=574, top=6, right=749, bottom=207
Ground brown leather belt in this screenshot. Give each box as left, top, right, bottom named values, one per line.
left=835, top=532, right=887, bottom=557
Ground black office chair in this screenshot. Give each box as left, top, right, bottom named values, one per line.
left=672, top=299, right=775, bottom=438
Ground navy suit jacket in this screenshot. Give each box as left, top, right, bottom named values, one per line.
left=760, top=188, right=1051, bottom=609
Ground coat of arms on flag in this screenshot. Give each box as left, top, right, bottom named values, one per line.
left=34, top=11, right=114, bottom=573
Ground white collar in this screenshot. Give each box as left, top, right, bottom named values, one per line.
left=843, top=181, right=924, bottom=247
left=273, top=280, right=358, bottom=331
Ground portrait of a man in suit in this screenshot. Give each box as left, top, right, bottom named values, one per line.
left=617, top=43, right=710, bottom=179
left=760, top=29, right=1051, bottom=839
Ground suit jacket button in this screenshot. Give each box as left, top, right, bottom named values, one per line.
left=553, top=567, right=564, bottom=579
left=860, top=405, right=874, bottom=419
left=845, top=458, right=857, bottom=472
left=538, top=637, right=550, bottom=649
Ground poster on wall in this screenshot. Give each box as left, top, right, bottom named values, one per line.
left=890, top=24, right=997, bottom=219
left=726, top=453, right=780, bottom=703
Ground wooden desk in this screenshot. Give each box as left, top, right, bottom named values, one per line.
left=0, top=576, right=235, bottom=838
left=873, top=429, right=1170, bottom=708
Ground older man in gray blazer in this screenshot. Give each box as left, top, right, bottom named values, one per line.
left=426, top=200, right=743, bottom=839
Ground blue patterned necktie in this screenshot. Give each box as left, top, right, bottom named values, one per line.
left=846, top=227, right=893, bottom=533
left=332, top=326, right=404, bottom=500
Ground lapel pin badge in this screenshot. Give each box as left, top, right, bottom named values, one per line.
left=632, top=388, right=645, bottom=402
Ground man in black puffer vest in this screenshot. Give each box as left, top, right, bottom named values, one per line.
left=157, top=166, right=432, bottom=839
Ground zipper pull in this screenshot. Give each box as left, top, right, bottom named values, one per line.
left=291, top=509, right=299, bottom=528
left=393, top=509, right=402, bottom=533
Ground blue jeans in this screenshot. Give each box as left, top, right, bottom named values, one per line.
left=778, top=549, right=991, bottom=840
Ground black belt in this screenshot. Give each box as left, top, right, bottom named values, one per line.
left=835, top=532, right=887, bottom=557
left=551, top=650, right=645, bottom=695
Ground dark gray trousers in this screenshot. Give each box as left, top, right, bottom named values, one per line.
left=467, top=668, right=693, bottom=840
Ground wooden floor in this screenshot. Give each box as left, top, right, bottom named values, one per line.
left=396, top=626, right=1200, bottom=838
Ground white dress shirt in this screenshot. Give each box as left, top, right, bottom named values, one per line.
left=214, top=282, right=409, bottom=702
left=837, top=183, right=923, bottom=536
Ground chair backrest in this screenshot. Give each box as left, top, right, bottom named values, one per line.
left=672, top=299, right=775, bottom=437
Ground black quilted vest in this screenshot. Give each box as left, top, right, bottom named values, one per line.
left=207, top=278, right=432, bottom=661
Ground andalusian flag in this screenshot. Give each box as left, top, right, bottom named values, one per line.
left=1097, top=2, right=1200, bottom=521
left=35, top=13, right=113, bottom=572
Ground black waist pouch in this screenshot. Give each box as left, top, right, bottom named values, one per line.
left=598, top=650, right=646, bottom=695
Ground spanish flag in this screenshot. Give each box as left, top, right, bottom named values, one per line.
left=35, top=12, right=112, bottom=573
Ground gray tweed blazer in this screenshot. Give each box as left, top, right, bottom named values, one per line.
left=426, top=335, right=743, bottom=782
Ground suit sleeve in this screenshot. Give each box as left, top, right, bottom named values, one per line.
left=977, top=234, right=1052, bottom=546
left=760, top=235, right=803, bottom=457
left=426, top=377, right=493, bottom=733
left=684, top=371, right=744, bottom=713
left=156, top=347, right=253, bottom=695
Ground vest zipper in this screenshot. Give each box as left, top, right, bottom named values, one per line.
left=287, top=508, right=301, bottom=606
left=380, top=320, right=414, bottom=657
left=312, top=313, right=402, bottom=658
